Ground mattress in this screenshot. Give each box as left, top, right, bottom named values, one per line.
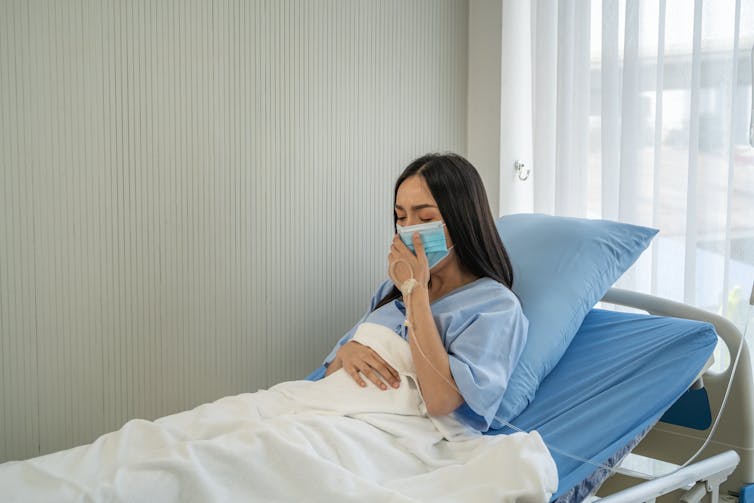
left=487, top=308, right=717, bottom=500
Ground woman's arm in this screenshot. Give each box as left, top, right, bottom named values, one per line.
left=404, top=285, right=464, bottom=416
left=389, top=232, right=465, bottom=416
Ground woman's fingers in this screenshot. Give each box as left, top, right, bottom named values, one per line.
left=367, top=354, right=400, bottom=388
left=325, top=357, right=343, bottom=377
left=347, top=366, right=367, bottom=387
left=344, top=354, right=401, bottom=390
left=389, top=233, right=425, bottom=287
left=362, top=366, right=389, bottom=390
left=348, top=364, right=385, bottom=389
left=392, top=234, right=412, bottom=256
left=391, top=234, right=403, bottom=249
left=412, top=231, right=428, bottom=267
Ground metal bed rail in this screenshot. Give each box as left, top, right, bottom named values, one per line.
left=596, top=450, right=740, bottom=503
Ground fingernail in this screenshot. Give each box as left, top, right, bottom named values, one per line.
left=392, top=382, right=399, bottom=388
left=360, top=382, right=366, bottom=387
left=380, top=384, right=386, bottom=390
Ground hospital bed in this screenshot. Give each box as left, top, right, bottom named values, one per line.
left=523, top=287, right=751, bottom=503
left=0, top=287, right=749, bottom=502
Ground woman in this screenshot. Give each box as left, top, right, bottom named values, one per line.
left=0, top=152, right=555, bottom=503
left=324, top=153, right=528, bottom=432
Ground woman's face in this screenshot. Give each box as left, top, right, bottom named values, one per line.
left=394, top=175, right=453, bottom=247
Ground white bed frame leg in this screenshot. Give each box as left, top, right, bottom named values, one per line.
left=680, top=475, right=726, bottom=503
left=681, top=482, right=706, bottom=502
left=706, top=473, right=725, bottom=503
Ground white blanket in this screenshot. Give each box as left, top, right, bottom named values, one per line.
left=0, top=322, right=557, bottom=502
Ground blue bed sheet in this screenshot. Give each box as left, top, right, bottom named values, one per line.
left=492, top=309, right=716, bottom=499
left=306, top=308, right=718, bottom=501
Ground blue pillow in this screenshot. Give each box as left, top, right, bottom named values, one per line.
left=491, top=213, right=658, bottom=427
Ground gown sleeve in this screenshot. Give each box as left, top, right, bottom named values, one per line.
left=444, top=287, right=528, bottom=431
left=322, top=279, right=396, bottom=366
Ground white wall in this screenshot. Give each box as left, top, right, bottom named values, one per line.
left=467, top=0, right=533, bottom=217
left=0, top=0, right=468, bottom=462
left=467, top=0, right=503, bottom=214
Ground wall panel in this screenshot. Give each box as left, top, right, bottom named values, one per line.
left=0, top=0, right=468, bottom=461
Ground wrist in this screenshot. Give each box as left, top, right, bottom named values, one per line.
left=403, top=283, right=429, bottom=304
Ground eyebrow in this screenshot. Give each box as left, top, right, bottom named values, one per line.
left=394, top=204, right=438, bottom=211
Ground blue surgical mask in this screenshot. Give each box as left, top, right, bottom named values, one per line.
left=396, top=220, right=453, bottom=269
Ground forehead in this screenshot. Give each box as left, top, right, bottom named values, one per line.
left=395, top=176, right=437, bottom=207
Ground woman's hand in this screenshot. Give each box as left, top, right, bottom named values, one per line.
left=388, top=232, right=430, bottom=291
left=327, top=340, right=401, bottom=390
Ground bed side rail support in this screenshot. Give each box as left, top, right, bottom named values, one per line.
left=596, top=450, right=740, bottom=503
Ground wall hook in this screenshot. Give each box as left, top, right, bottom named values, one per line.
left=514, top=160, right=530, bottom=181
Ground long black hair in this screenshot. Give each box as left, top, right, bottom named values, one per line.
left=374, top=153, right=515, bottom=309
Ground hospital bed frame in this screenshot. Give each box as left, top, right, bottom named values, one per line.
left=594, top=287, right=752, bottom=503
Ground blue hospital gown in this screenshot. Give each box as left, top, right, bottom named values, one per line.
left=323, top=277, right=528, bottom=432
